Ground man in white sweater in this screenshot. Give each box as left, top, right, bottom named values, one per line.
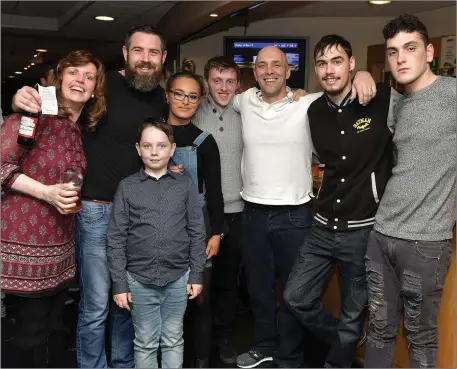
left=233, top=46, right=376, bottom=368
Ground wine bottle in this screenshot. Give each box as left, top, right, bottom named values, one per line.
left=17, top=112, right=40, bottom=146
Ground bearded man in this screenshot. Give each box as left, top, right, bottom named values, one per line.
left=75, top=24, right=167, bottom=369
left=10, top=24, right=168, bottom=368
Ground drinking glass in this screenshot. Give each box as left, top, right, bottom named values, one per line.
left=60, top=169, right=83, bottom=213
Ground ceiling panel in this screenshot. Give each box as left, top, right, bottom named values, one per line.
left=2, top=1, right=454, bottom=83
left=2, top=1, right=79, bottom=18
left=277, top=1, right=456, bottom=18
left=58, top=1, right=177, bottom=40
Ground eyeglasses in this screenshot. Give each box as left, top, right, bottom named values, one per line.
left=167, top=90, right=200, bottom=104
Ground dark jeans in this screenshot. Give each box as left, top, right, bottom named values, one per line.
left=284, top=222, right=370, bottom=368
left=10, top=289, right=68, bottom=368
left=241, top=201, right=313, bottom=367
left=364, top=230, right=452, bottom=368
left=211, top=212, right=242, bottom=340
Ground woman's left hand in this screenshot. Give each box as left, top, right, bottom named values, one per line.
left=42, top=183, right=79, bottom=214
left=206, top=235, right=221, bottom=260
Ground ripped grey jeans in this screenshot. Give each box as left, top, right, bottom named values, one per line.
left=364, top=230, right=452, bottom=368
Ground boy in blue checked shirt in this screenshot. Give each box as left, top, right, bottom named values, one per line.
left=107, top=119, right=206, bottom=368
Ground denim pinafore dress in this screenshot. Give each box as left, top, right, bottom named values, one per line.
left=169, top=131, right=212, bottom=267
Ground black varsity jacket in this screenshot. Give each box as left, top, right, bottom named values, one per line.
left=309, top=83, right=395, bottom=231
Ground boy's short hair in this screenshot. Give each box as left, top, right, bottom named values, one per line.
left=204, top=56, right=240, bottom=81
left=314, top=34, right=352, bottom=62
left=137, top=118, right=174, bottom=144
left=383, top=14, right=429, bottom=46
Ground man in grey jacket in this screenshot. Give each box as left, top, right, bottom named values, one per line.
left=193, top=56, right=244, bottom=365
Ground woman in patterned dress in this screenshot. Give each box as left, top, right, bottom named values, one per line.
left=1, top=50, right=106, bottom=367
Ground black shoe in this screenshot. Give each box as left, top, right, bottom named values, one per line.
left=196, top=358, right=209, bottom=368
left=217, top=337, right=237, bottom=364
left=236, top=349, right=273, bottom=368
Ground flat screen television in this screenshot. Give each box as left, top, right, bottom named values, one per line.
left=224, top=36, right=308, bottom=89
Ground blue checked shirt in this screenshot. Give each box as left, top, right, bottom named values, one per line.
left=107, top=168, right=207, bottom=294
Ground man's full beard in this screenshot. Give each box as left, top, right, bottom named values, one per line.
left=124, top=60, right=162, bottom=92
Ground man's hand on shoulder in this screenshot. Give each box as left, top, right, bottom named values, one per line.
left=292, top=88, right=308, bottom=101
left=351, top=71, right=376, bottom=105
left=170, top=165, right=185, bottom=174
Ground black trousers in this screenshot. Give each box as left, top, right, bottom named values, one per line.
left=211, top=212, right=242, bottom=340
left=9, top=289, right=68, bottom=368
left=184, top=267, right=213, bottom=362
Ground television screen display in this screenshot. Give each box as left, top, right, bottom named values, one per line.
left=224, top=37, right=308, bottom=89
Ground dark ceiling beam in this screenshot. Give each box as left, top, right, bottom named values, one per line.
left=1, top=14, right=58, bottom=31
left=1, top=1, right=94, bottom=32
left=175, top=1, right=319, bottom=45
left=158, top=1, right=258, bottom=43
left=245, top=1, right=320, bottom=23
left=58, top=1, right=95, bottom=30
left=1, top=33, right=122, bottom=45
left=178, top=1, right=266, bottom=44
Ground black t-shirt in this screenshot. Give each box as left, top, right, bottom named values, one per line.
left=82, top=71, right=165, bottom=201
left=171, top=123, right=225, bottom=235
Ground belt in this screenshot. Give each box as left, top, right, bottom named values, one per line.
left=245, top=201, right=312, bottom=210
left=82, top=198, right=111, bottom=205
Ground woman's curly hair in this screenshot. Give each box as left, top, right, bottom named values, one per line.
left=50, top=50, right=107, bottom=131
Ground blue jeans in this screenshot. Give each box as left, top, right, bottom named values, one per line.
left=76, top=201, right=134, bottom=368
left=127, top=270, right=189, bottom=368
left=240, top=201, right=313, bottom=367
left=284, top=222, right=371, bottom=368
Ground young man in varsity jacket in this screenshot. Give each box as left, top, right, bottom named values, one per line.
left=284, top=34, right=400, bottom=368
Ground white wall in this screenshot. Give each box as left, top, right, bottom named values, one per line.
left=179, top=5, right=456, bottom=92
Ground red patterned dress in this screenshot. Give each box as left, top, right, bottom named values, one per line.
left=1, top=114, right=87, bottom=296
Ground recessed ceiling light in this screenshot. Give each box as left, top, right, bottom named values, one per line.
left=15, top=71, right=22, bottom=74
left=34, top=54, right=38, bottom=57
left=24, top=67, right=28, bottom=70
left=369, top=0, right=391, bottom=4
left=95, top=16, right=115, bottom=21
left=9, top=75, right=14, bottom=78
left=209, top=13, right=218, bottom=17
left=36, top=48, right=47, bottom=52
left=31, top=63, right=35, bottom=66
